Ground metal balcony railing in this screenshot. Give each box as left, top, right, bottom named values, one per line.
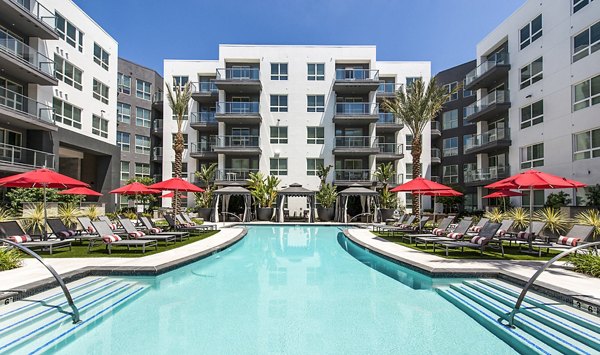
left=335, top=69, right=379, bottom=81
left=10, top=0, right=56, bottom=29
left=431, top=120, right=441, bottom=132
left=377, top=82, right=402, bottom=94
left=0, top=87, right=54, bottom=124
left=0, top=143, right=55, bottom=169
left=217, top=102, right=259, bottom=114
left=190, top=141, right=215, bottom=153
left=377, top=113, right=396, bottom=124
left=152, top=119, right=163, bottom=132
left=378, top=143, right=404, bottom=155
left=216, top=68, right=259, bottom=80
left=464, top=90, right=510, bottom=119
left=465, top=52, right=510, bottom=86
left=464, top=127, right=510, bottom=151
left=190, top=81, right=218, bottom=93
left=335, top=102, right=378, bottom=115
left=0, top=28, right=55, bottom=77
left=431, top=148, right=441, bottom=159
left=152, top=147, right=163, bottom=160
left=443, top=147, right=458, bottom=157
left=215, top=135, right=260, bottom=148
left=335, top=169, right=371, bottom=181
left=217, top=169, right=258, bottom=181
left=190, top=111, right=217, bottom=124
left=335, top=136, right=376, bottom=148
left=464, top=165, right=510, bottom=183
left=152, top=91, right=162, bottom=103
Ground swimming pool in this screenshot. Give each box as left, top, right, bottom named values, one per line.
left=29, top=225, right=517, bottom=354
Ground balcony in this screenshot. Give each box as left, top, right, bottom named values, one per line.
left=215, top=169, right=258, bottom=186
left=152, top=147, right=163, bottom=162
left=152, top=174, right=162, bottom=183
left=333, top=102, right=378, bottom=125
left=334, top=169, right=372, bottom=186
left=431, top=148, right=441, bottom=164
left=375, top=173, right=404, bottom=187
left=215, top=102, right=261, bottom=124
left=464, top=90, right=510, bottom=123
left=376, top=83, right=403, bottom=100
left=152, top=91, right=163, bottom=110
left=464, top=52, right=510, bottom=91
left=430, top=121, right=441, bottom=138
left=190, top=141, right=217, bottom=160
left=212, top=135, right=261, bottom=155
left=191, top=81, right=218, bottom=103
left=376, top=143, right=404, bottom=161
left=0, top=87, right=55, bottom=131
left=151, top=119, right=163, bottom=136
left=464, top=165, right=510, bottom=187
left=332, top=136, right=379, bottom=156
left=0, top=0, right=58, bottom=39
left=376, top=113, right=404, bottom=131
left=214, top=68, right=261, bottom=93
left=333, top=69, right=380, bottom=94
left=190, top=112, right=217, bottom=130
left=0, top=28, right=57, bottom=85
left=0, top=142, right=54, bottom=173
left=464, top=127, right=511, bottom=155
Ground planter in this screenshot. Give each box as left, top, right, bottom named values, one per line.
left=380, top=208, right=395, bottom=221
left=196, top=208, right=213, bottom=221
left=257, top=207, right=274, bottom=221
left=317, top=207, right=335, bottom=222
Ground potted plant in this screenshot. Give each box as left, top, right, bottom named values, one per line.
left=247, top=172, right=281, bottom=221
left=374, top=162, right=397, bottom=221
left=508, top=207, right=528, bottom=231
left=316, top=183, right=338, bottom=221
left=194, top=163, right=217, bottom=220
left=58, top=202, right=81, bottom=229
left=86, top=205, right=100, bottom=221
left=535, top=207, right=570, bottom=240
left=21, top=203, right=46, bottom=238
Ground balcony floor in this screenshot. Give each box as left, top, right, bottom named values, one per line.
left=0, top=51, right=57, bottom=86
left=191, top=92, right=218, bottom=103
left=212, top=147, right=261, bottom=156
left=215, top=113, right=262, bottom=124
left=332, top=147, right=379, bottom=156
left=333, top=81, right=381, bottom=94
left=0, top=1, right=58, bottom=39
left=333, top=115, right=378, bottom=125
left=465, top=102, right=510, bottom=123
left=214, top=80, right=261, bottom=94
left=0, top=105, right=56, bottom=131
left=464, top=139, right=511, bottom=155
left=465, top=64, right=510, bottom=91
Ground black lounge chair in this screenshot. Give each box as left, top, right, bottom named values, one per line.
left=377, top=215, right=416, bottom=234
left=98, top=216, right=126, bottom=234
left=530, top=224, right=595, bottom=256
left=119, top=218, right=176, bottom=245
left=414, top=218, right=473, bottom=247
left=173, top=214, right=215, bottom=232
left=180, top=213, right=216, bottom=230
left=89, top=221, right=157, bottom=254
left=466, top=218, right=489, bottom=236
left=0, top=221, right=72, bottom=255
left=434, top=222, right=502, bottom=256
left=47, top=218, right=97, bottom=244
left=404, top=216, right=455, bottom=243
left=139, top=216, right=190, bottom=241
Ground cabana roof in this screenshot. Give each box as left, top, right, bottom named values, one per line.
left=213, top=186, right=251, bottom=196
left=277, top=183, right=316, bottom=197
left=339, top=184, right=378, bottom=196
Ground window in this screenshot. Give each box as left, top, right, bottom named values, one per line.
left=307, top=95, right=325, bottom=112
left=120, top=161, right=130, bottom=181
left=520, top=143, right=544, bottom=169
left=55, top=14, right=84, bottom=52
left=573, top=74, right=600, bottom=111
left=442, top=109, right=458, bottom=130
left=171, top=162, right=188, bottom=179
left=443, top=137, right=458, bottom=157
left=463, top=162, right=477, bottom=174
left=270, top=126, right=288, bottom=144
left=574, top=0, right=593, bottom=14
left=136, top=79, right=151, bottom=100
left=172, top=76, right=188, bottom=88
left=117, top=73, right=131, bottom=94
left=463, top=134, right=475, bottom=153
left=135, top=163, right=150, bottom=178
left=54, top=54, right=82, bottom=90
left=463, top=79, right=475, bottom=97
left=522, top=190, right=545, bottom=208
left=307, top=158, right=324, bottom=176
left=406, top=135, right=413, bottom=151
left=442, top=165, right=459, bottom=184
left=406, top=77, right=421, bottom=88
left=521, top=100, right=543, bottom=129
left=117, top=102, right=131, bottom=124
left=270, top=158, right=288, bottom=175
left=443, top=82, right=458, bottom=101
left=271, top=63, right=288, bottom=80
left=406, top=163, right=413, bottom=180
left=0, top=128, right=22, bottom=148
left=135, top=135, right=151, bottom=155
left=52, top=98, right=81, bottom=129
left=92, top=115, right=108, bottom=138
left=307, top=127, right=324, bottom=144
left=93, top=43, right=109, bottom=70
left=573, top=128, right=600, bottom=160
left=520, top=57, right=543, bottom=89
left=117, top=131, right=130, bottom=152
left=136, top=107, right=151, bottom=128
left=270, top=95, right=288, bottom=112
left=307, top=63, right=325, bottom=80
left=573, top=21, right=600, bottom=62
left=520, top=14, right=542, bottom=50
left=92, top=79, right=109, bottom=104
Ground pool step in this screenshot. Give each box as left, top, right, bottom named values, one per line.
left=438, top=279, right=600, bottom=355
left=0, top=277, right=148, bottom=354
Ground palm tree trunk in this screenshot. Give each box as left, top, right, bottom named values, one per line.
left=173, top=131, right=184, bottom=214
left=412, top=134, right=422, bottom=219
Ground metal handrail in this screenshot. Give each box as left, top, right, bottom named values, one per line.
left=220, top=212, right=243, bottom=222
left=349, top=212, right=374, bottom=223
left=0, top=237, right=80, bottom=323
left=499, top=241, right=600, bottom=328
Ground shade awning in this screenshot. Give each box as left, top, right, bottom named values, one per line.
left=213, top=186, right=252, bottom=196
left=339, top=184, right=378, bottom=196
left=277, top=183, right=316, bottom=197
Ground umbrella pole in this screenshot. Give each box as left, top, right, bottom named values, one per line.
left=43, top=185, right=48, bottom=241
left=528, top=186, right=534, bottom=252
left=433, top=195, right=437, bottom=227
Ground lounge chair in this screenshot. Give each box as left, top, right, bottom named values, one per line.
left=397, top=216, right=431, bottom=237
left=373, top=214, right=406, bottom=232
left=98, top=216, right=126, bottom=234
left=139, top=216, right=190, bottom=241
left=119, top=218, right=176, bottom=245
left=89, top=221, right=157, bottom=254
left=530, top=224, right=595, bottom=256
left=77, top=216, right=98, bottom=235
left=414, top=218, right=473, bottom=247
left=495, top=219, right=515, bottom=238
left=174, top=214, right=215, bottom=232
left=466, top=217, right=489, bottom=236
left=403, top=216, right=455, bottom=243
left=0, top=221, right=72, bottom=255
left=433, top=222, right=502, bottom=256
left=180, top=213, right=216, bottom=230
left=496, top=221, right=545, bottom=246
left=47, top=218, right=97, bottom=244
left=378, top=215, right=416, bottom=235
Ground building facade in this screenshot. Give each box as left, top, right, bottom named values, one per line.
left=465, top=0, right=600, bottom=208
left=163, top=45, right=431, bottom=213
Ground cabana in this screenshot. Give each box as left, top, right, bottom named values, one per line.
left=211, top=186, right=253, bottom=222
left=276, top=183, right=317, bottom=222
left=335, top=184, right=380, bottom=223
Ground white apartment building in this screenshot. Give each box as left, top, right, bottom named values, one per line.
left=464, top=0, right=600, bottom=208
left=163, top=45, right=431, bottom=213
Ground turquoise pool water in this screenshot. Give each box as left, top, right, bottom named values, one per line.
left=53, top=225, right=517, bottom=354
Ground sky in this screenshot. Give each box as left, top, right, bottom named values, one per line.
left=74, top=0, right=525, bottom=75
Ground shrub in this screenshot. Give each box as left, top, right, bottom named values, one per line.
left=0, top=247, right=23, bottom=271
left=568, top=251, right=600, bottom=278
left=575, top=209, right=600, bottom=240
left=585, top=184, right=600, bottom=208
left=545, top=191, right=571, bottom=208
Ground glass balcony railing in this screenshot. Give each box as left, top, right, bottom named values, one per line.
left=464, top=165, right=510, bottom=183
left=217, top=169, right=258, bottom=181
left=335, top=136, right=376, bottom=148
left=217, top=102, right=259, bottom=114
left=0, top=87, right=54, bottom=124
left=190, top=111, right=217, bottom=124
left=431, top=148, right=441, bottom=159
left=335, top=169, right=371, bottom=181
left=152, top=91, right=163, bottom=103
left=0, top=142, right=55, bottom=169
left=216, top=68, right=259, bottom=80
left=152, top=119, right=163, bottom=133
left=431, top=121, right=441, bottom=132
left=335, top=69, right=379, bottom=81
left=215, top=135, right=260, bottom=148
left=190, top=141, right=215, bottom=153
left=152, top=147, right=163, bottom=160
left=464, top=127, right=510, bottom=151
left=465, top=52, right=510, bottom=86
left=0, top=28, right=55, bottom=77
left=464, top=90, right=510, bottom=119
left=191, top=81, right=218, bottom=94
left=10, top=0, right=56, bottom=29
left=377, top=82, right=402, bottom=94
left=378, top=143, right=404, bottom=155
left=377, top=113, right=395, bottom=124
left=335, top=102, right=378, bottom=115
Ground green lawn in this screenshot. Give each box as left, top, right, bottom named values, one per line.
left=373, top=232, right=562, bottom=261
left=26, top=230, right=219, bottom=258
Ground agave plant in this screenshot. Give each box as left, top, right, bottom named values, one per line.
left=535, top=207, right=571, bottom=235
left=0, top=208, right=12, bottom=222
left=508, top=207, right=529, bottom=230
left=22, top=203, right=46, bottom=236
left=483, top=207, right=504, bottom=223
left=86, top=205, right=100, bottom=221
left=575, top=209, right=600, bottom=240
left=58, top=203, right=81, bottom=229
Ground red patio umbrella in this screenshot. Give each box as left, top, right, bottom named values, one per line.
left=415, top=189, right=463, bottom=223
left=483, top=190, right=524, bottom=199
left=110, top=182, right=160, bottom=195
left=58, top=187, right=102, bottom=196
left=390, top=177, right=453, bottom=227
left=160, top=192, right=187, bottom=199
left=149, top=177, right=204, bottom=214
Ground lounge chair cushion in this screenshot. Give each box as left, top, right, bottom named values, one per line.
left=497, top=229, right=507, bottom=237
left=469, top=226, right=483, bottom=233
left=432, top=228, right=445, bottom=236
left=109, top=223, right=118, bottom=231
left=149, top=227, right=162, bottom=233
left=448, top=232, right=463, bottom=240
left=557, top=236, right=581, bottom=246
left=129, top=231, right=145, bottom=238
left=87, top=226, right=95, bottom=233
left=470, top=236, right=489, bottom=245
left=8, top=235, right=33, bottom=243
left=517, top=231, right=532, bottom=240
left=102, top=235, right=122, bottom=243
left=57, top=230, right=77, bottom=239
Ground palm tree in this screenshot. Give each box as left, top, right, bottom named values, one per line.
left=166, top=82, right=192, bottom=213
left=382, top=78, right=457, bottom=214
